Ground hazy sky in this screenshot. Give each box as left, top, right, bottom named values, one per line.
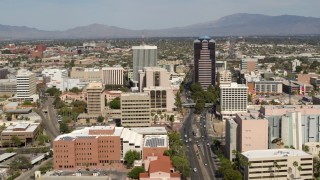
left=1, top=0, right=319, bottom=31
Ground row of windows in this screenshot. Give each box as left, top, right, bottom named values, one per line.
left=60, top=165, right=74, bottom=168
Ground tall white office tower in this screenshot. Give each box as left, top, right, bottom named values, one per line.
left=132, top=45, right=157, bottom=82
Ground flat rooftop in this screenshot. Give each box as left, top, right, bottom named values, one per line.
left=3, top=123, right=39, bottom=133
left=143, top=135, right=168, bottom=148
left=54, top=126, right=124, bottom=141
left=220, top=83, right=248, bottom=88
left=129, top=127, right=167, bottom=135
left=132, top=45, right=157, bottom=49
left=262, top=105, right=320, bottom=110
left=121, top=92, right=149, bottom=97
left=242, top=149, right=311, bottom=159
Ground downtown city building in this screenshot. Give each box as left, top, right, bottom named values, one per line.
left=132, top=45, right=157, bottom=82
left=53, top=126, right=169, bottom=171
left=193, top=36, right=216, bottom=89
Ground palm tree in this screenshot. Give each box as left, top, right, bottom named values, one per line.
left=293, top=161, right=299, bottom=179
left=297, top=166, right=302, bottom=178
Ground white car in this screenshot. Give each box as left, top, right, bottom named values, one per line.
left=193, top=168, right=197, bottom=172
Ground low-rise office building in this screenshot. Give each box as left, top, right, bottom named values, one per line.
left=1, top=123, right=41, bottom=146
left=241, top=149, right=313, bottom=180
left=282, top=80, right=313, bottom=95
left=253, top=81, right=282, bottom=95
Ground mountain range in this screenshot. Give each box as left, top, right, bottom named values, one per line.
left=1, top=13, right=320, bottom=40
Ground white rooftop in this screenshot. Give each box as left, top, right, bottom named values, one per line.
left=132, top=45, right=157, bottom=49
left=242, top=149, right=311, bottom=159
left=3, top=123, right=39, bottom=133
left=129, top=127, right=167, bottom=135
left=54, top=126, right=124, bottom=141
left=220, top=82, right=248, bottom=88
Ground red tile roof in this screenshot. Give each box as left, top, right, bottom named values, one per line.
left=149, top=156, right=172, bottom=174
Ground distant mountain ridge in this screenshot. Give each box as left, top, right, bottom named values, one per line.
left=1, top=13, right=320, bottom=40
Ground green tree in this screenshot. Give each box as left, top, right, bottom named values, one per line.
left=45, top=87, right=61, bottom=97
left=109, top=97, right=120, bottom=109
left=9, top=155, right=32, bottom=170
left=172, top=156, right=190, bottom=177
left=69, top=87, right=81, bottom=94
left=59, top=121, right=69, bottom=133
left=38, top=134, right=50, bottom=145
left=5, top=113, right=12, bottom=121
left=174, top=91, right=182, bottom=112
left=169, top=115, right=175, bottom=128
left=295, top=66, right=302, bottom=73
left=293, top=161, right=299, bottom=178
left=97, top=116, right=104, bottom=123
left=11, top=136, right=22, bottom=147
left=127, top=166, right=145, bottom=179
left=195, top=99, right=205, bottom=114
left=22, top=101, right=32, bottom=106
left=124, top=150, right=141, bottom=168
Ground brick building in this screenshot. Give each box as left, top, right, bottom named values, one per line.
left=53, top=126, right=143, bottom=170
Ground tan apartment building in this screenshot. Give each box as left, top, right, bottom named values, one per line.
left=241, top=149, right=313, bottom=180
left=86, top=82, right=105, bottom=115
left=121, top=93, right=151, bottom=127
left=1, top=123, right=41, bottom=146
left=70, top=67, right=101, bottom=82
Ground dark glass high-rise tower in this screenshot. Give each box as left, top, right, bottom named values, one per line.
left=194, top=36, right=216, bottom=89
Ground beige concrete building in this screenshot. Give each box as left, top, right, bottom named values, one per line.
left=70, top=67, right=101, bottom=82
left=138, top=67, right=175, bottom=112
left=143, top=87, right=175, bottom=112
left=86, top=82, right=105, bottom=115
left=241, top=149, right=313, bottom=180
left=216, top=70, right=232, bottom=84
left=138, top=67, right=170, bottom=91
left=101, top=67, right=124, bottom=85
left=121, top=93, right=151, bottom=127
